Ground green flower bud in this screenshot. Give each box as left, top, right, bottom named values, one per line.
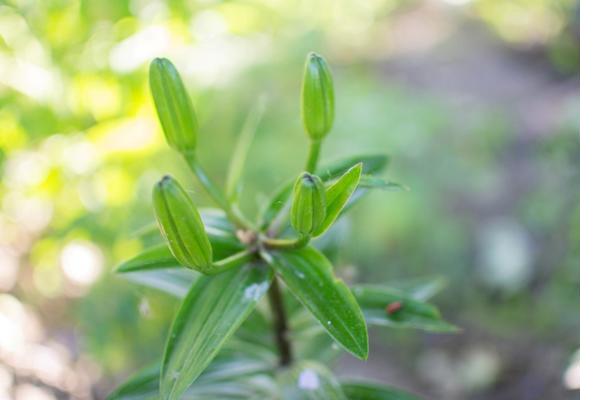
left=149, top=58, right=198, bottom=155
left=301, top=52, right=335, bottom=141
left=290, top=172, right=326, bottom=236
left=152, top=175, right=212, bottom=272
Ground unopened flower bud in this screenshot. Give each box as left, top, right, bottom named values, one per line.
left=301, top=52, right=335, bottom=141
left=290, top=172, right=326, bottom=236
left=149, top=58, right=198, bottom=155
left=153, top=175, right=212, bottom=271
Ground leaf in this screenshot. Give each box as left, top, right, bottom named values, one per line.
left=107, top=364, right=160, bottom=400
left=116, top=245, right=181, bottom=273
left=259, top=154, right=388, bottom=229
left=352, top=285, right=458, bottom=333
left=160, top=264, right=273, bottom=400
left=392, top=277, right=447, bottom=301
left=264, top=246, right=368, bottom=360
left=123, top=267, right=198, bottom=298
left=358, top=175, right=409, bottom=191
left=258, top=183, right=294, bottom=231
left=108, top=349, right=275, bottom=400
left=313, top=163, right=362, bottom=237
left=279, top=361, right=347, bottom=400
left=316, top=154, right=388, bottom=181
left=341, top=381, right=421, bottom=400
left=226, top=99, right=265, bottom=201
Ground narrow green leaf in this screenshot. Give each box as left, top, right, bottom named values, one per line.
left=258, top=183, right=294, bottom=231
left=108, top=349, right=275, bottom=400
left=160, top=264, right=273, bottom=400
left=116, top=245, right=180, bottom=273
left=108, top=364, right=160, bottom=400
left=316, top=154, right=388, bottom=181
left=342, top=381, right=421, bottom=400
left=279, top=361, right=347, bottom=400
left=352, top=285, right=458, bottom=333
left=226, top=99, right=265, bottom=200
left=392, top=277, right=447, bottom=301
left=264, top=246, right=368, bottom=360
left=313, top=163, right=362, bottom=237
left=124, top=268, right=198, bottom=298
left=358, top=175, right=409, bottom=191
left=259, top=154, right=388, bottom=229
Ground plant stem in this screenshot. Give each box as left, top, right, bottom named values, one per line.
left=184, top=154, right=252, bottom=229
left=267, top=277, right=292, bottom=366
left=209, top=249, right=255, bottom=274
left=305, top=140, right=321, bottom=173
left=263, top=235, right=310, bottom=250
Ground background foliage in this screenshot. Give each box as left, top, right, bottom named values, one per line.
left=0, top=0, right=578, bottom=399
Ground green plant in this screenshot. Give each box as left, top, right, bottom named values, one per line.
left=109, top=52, right=456, bottom=400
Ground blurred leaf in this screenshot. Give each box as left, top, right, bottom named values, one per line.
left=358, top=175, right=409, bottom=192
left=392, top=277, right=447, bottom=301
left=107, top=363, right=160, bottom=400
left=226, top=99, right=265, bottom=201
left=108, top=348, right=275, bottom=400
left=316, top=154, right=388, bottom=181
left=314, top=163, right=362, bottom=237
left=279, top=360, right=346, bottom=400
left=352, top=285, right=458, bottom=333
left=264, top=247, right=368, bottom=360
left=120, top=267, right=198, bottom=298
left=115, top=244, right=180, bottom=273
left=341, top=380, right=421, bottom=400
left=161, top=264, right=273, bottom=400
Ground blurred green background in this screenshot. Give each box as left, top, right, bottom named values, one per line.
left=0, top=0, right=579, bottom=399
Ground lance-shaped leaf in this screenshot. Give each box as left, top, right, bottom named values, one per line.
left=115, top=245, right=198, bottom=297
left=108, top=348, right=275, bottom=400
left=316, top=154, right=388, bottom=182
left=358, top=175, right=409, bottom=192
left=264, top=246, right=368, bottom=360
left=391, top=277, right=447, bottom=301
left=279, top=360, right=346, bottom=400
left=226, top=99, right=265, bottom=201
left=352, top=285, right=458, bottom=333
left=313, top=163, right=362, bottom=237
left=341, top=380, right=421, bottom=400
left=108, top=364, right=161, bottom=400
left=160, top=264, right=273, bottom=400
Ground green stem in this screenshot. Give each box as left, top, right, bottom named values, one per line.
left=184, top=154, right=251, bottom=229
left=305, top=140, right=321, bottom=174
left=208, top=249, right=255, bottom=275
left=263, top=235, right=310, bottom=250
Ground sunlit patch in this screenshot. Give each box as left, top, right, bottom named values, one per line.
left=0, top=247, right=19, bottom=291
left=563, top=349, right=579, bottom=390
left=2, top=192, right=54, bottom=233
left=60, top=241, right=104, bottom=287
left=439, top=0, right=472, bottom=6
left=297, top=369, right=320, bottom=390
left=0, top=363, right=13, bottom=397
left=0, top=294, right=44, bottom=357
left=109, top=26, right=171, bottom=73
left=3, top=151, right=49, bottom=188
left=14, top=384, right=55, bottom=400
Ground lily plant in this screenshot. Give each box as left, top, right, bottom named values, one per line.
left=109, top=52, right=456, bottom=400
